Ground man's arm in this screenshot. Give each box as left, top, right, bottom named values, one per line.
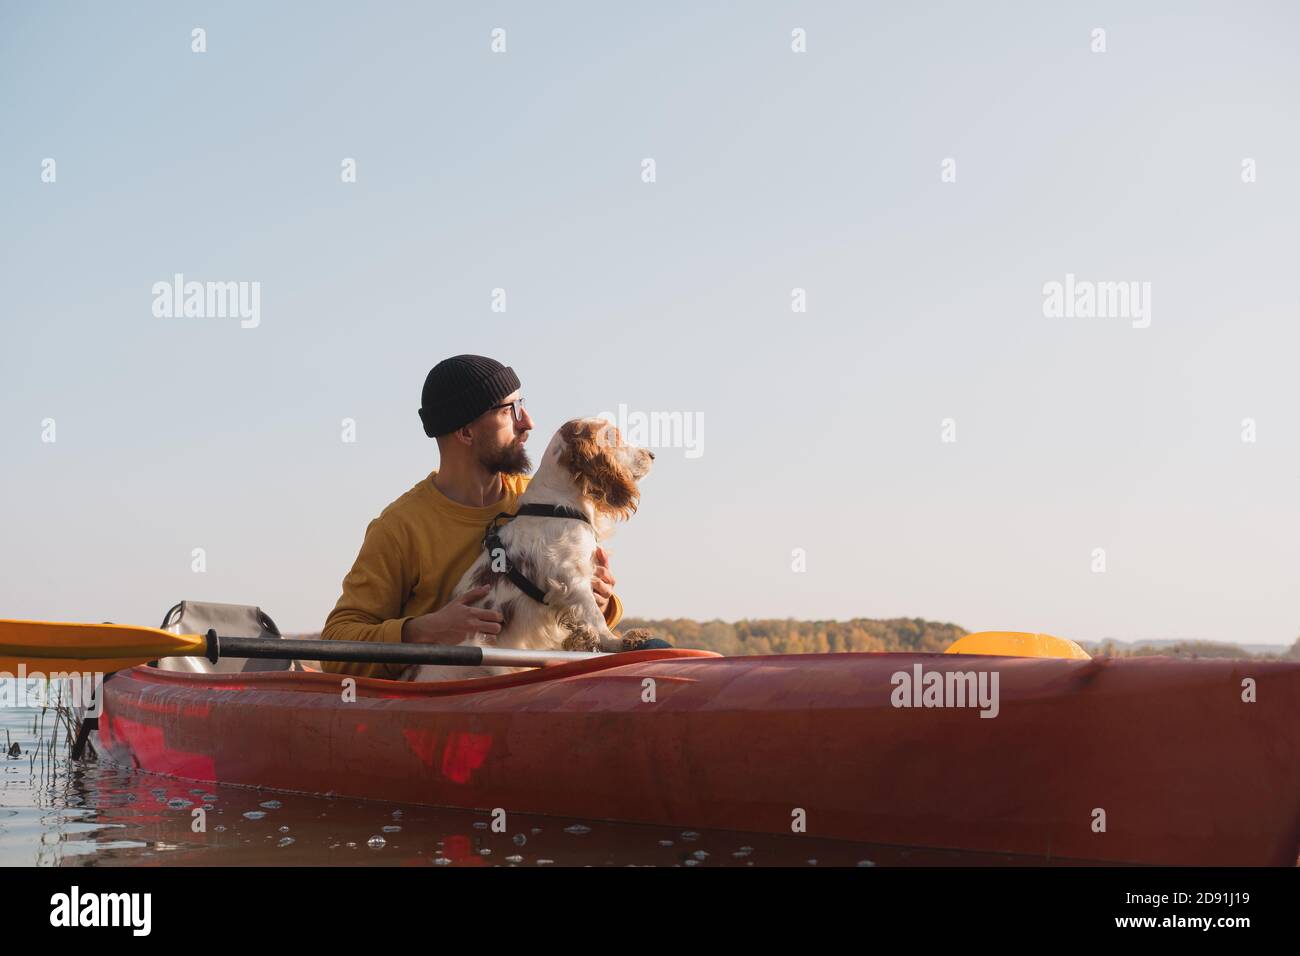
left=321, top=519, right=413, bottom=681
left=593, top=546, right=624, bottom=630
left=604, top=592, right=624, bottom=630
left=323, top=525, right=624, bottom=680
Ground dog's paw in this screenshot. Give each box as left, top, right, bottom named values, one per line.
left=561, top=626, right=602, bottom=652
left=617, top=628, right=669, bottom=651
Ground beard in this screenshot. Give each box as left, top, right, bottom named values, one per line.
left=480, top=436, right=532, bottom=475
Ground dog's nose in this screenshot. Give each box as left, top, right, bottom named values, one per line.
left=647, top=451, right=655, bottom=460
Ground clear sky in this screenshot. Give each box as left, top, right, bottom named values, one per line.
left=2, top=2, right=1297, bottom=645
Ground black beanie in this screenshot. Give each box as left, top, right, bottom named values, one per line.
left=418, top=355, right=521, bottom=438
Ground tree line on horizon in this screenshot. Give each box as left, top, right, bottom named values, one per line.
left=622, top=616, right=1300, bottom=661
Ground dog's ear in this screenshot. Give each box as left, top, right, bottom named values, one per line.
left=561, top=420, right=639, bottom=521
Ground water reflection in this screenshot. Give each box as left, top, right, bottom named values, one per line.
left=2, top=703, right=1057, bottom=867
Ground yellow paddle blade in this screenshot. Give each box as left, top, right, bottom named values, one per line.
left=0, top=620, right=207, bottom=674
left=944, top=631, right=1091, bottom=660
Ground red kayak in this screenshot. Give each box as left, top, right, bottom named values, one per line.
left=93, top=649, right=1300, bottom=866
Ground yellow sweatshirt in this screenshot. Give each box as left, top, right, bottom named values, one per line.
left=321, top=471, right=623, bottom=680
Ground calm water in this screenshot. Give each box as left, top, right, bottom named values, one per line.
left=0, top=685, right=1044, bottom=867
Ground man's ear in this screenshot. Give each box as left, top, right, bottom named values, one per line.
left=436, top=428, right=474, bottom=454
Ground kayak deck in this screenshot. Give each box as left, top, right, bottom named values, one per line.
left=94, top=650, right=1300, bottom=866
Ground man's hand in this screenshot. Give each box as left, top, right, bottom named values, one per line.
left=402, top=585, right=504, bottom=644
left=592, top=546, right=616, bottom=614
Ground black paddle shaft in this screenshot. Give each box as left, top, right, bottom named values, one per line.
left=206, top=632, right=486, bottom=667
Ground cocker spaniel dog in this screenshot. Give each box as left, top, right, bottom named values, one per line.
left=405, top=417, right=656, bottom=681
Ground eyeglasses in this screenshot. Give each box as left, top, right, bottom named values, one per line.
left=489, top=398, right=526, bottom=422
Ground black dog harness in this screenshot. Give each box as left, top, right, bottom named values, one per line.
left=483, top=503, right=593, bottom=605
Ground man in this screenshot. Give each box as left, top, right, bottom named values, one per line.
left=321, top=354, right=623, bottom=679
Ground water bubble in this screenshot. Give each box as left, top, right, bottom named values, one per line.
left=531, top=827, right=542, bottom=835
left=382, top=825, right=401, bottom=833
left=680, top=831, right=699, bottom=841
left=346, top=842, right=357, bottom=848
left=277, top=837, right=295, bottom=847
left=684, top=859, right=700, bottom=867
left=367, top=835, right=386, bottom=848
left=856, top=860, right=876, bottom=867
left=479, top=848, right=492, bottom=856
left=433, top=857, right=452, bottom=866
left=214, top=825, right=227, bottom=833
left=167, top=797, right=192, bottom=809
left=260, top=800, right=282, bottom=810
left=278, top=826, right=290, bottom=832
left=242, top=811, right=266, bottom=821
left=806, top=859, right=818, bottom=866
left=564, top=824, right=591, bottom=835
left=692, top=850, right=708, bottom=860
left=536, top=859, right=553, bottom=865
left=658, top=840, right=674, bottom=847
left=391, top=809, right=403, bottom=819
left=513, top=834, right=527, bottom=846
left=506, top=854, right=523, bottom=863
left=473, top=821, right=488, bottom=830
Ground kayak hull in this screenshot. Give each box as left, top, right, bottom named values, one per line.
left=94, top=650, right=1300, bottom=865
